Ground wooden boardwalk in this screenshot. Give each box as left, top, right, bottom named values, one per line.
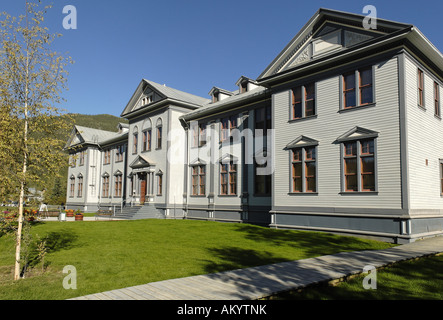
left=70, top=236, right=443, bottom=300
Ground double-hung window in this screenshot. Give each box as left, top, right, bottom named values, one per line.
left=291, top=83, right=316, bottom=119
left=418, top=68, right=424, bottom=107
left=220, top=162, right=237, bottom=195
left=114, top=174, right=122, bottom=197
left=343, top=139, right=376, bottom=192
left=69, top=176, right=75, bottom=197
left=338, top=127, right=377, bottom=193
left=342, top=67, right=373, bottom=109
left=291, top=147, right=317, bottom=193
left=191, top=165, right=205, bottom=196
left=434, top=81, right=440, bottom=117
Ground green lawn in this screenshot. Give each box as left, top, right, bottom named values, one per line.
left=0, top=219, right=394, bottom=300
left=272, top=254, right=443, bottom=300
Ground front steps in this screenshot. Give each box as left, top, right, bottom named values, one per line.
left=112, top=204, right=165, bottom=220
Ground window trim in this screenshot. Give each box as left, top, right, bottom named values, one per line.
left=220, top=161, right=237, bottom=196
left=132, top=127, right=138, bottom=154
left=156, top=119, right=163, bottom=150
left=434, top=81, right=440, bottom=117
left=340, top=66, right=375, bottom=111
left=291, top=83, right=316, bottom=120
left=341, top=138, right=377, bottom=193
left=114, top=174, right=123, bottom=197
left=440, top=159, right=443, bottom=196
left=289, top=146, right=317, bottom=194
left=157, top=172, right=163, bottom=196
left=191, top=164, right=206, bottom=196
left=418, top=68, right=425, bottom=108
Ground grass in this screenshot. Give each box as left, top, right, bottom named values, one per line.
left=0, top=219, right=394, bottom=300
left=271, top=253, right=443, bottom=300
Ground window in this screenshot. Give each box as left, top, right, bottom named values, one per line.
left=79, top=151, right=85, bottom=166
left=213, top=92, right=219, bottom=103
left=77, top=175, right=83, bottom=197
left=241, top=82, right=248, bottom=93
left=418, top=68, right=424, bottom=107
left=291, top=147, right=316, bottom=193
left=291, top=83, right=315, bottom=119
left=220, top=162, right=237, bottom=195
left=359, top=67, right=373, bottom=105
left=440, top=161, right=443, bottom=196
left=343, top=67, right=373, bottom=109
left=191, top=165, right=205, bottom=196
left=156, top=119, right=162, bottom=149
left=434, top=82, right=440, bottom=117
left=69, top=176, right=75, bottom=197
left=103, top=150, right=111, bottom=165
left=343, top=72, right=356, bottom=109
left=255, top=106, right=272, bottom=141
left=116, top=145, right=124, bottom=162
left=305, top=83, right=316, bottom=117
left=343, top=139, right=375, bottom=192
left=102, top=176, right=110, bottom=198
left=133, top=127, right=138, bottom=154
left=292, top=86, right=302, bottom=119
left=142, top=130, right=152, bottom=152
left=192, top=124, right=206, bottom=147
left=157, top=173, right=163, bottom=196
left=70, top=155, right=76, bottom=168
left=254, top=152, right=271, bottom=196
left=220, top=116, right=238, bottom=143
left=114, top=174, right=122, bottom=197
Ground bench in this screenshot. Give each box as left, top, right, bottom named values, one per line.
left=38, top=210, right=60, bottom=218
left=95, top=209, right=113, bottom=220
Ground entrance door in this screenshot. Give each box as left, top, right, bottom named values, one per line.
left=140, top=175, right=147, bottom=205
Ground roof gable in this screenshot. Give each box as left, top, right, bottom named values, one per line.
left=257, top=8, right=412, bottom=80
left=129, top=155, right=156, bottom=169
left=121, top=79, right=209, bottom=117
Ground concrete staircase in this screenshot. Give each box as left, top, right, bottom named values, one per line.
left=112, top=204, right=165, bottom=220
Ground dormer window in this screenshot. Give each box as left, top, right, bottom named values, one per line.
left=241, top=82, right=248, bottom=93
left=213, top=92, right=219, bottom=103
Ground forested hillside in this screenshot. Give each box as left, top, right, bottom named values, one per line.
left=40, top=114, right=128, bottom=206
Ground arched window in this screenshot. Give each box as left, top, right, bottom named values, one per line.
left=102, top=173, right=110, bottom=198
left=133, top=126, right=138, bottom=154
left=156, top=118, right=163, bottom=149
left=69, top=175, right=75, bottom=198
left=142, top=119, right=152, bottom=152
left=77, top=173, right=83, bottom=198
left=114, top=171, right=123, bottom=197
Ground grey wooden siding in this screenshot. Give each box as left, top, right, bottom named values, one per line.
left=272, top=56, right=402, bottom=211
left=404, top=54, right=443, bottom=212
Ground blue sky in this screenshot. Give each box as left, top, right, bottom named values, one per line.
left=1, top=0, right=443, bottom=117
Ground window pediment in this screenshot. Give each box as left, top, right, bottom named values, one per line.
left=336, top=126, right=378, bottom=143
left=285, top=135, right=319, bottom=149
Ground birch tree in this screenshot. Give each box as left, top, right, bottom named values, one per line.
left=0, top=1, right=73, bottom=280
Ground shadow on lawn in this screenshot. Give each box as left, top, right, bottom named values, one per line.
left=44, top=229, right=79, bottom=253
left=231, top=224, right=391, bottom=258
left=203, top=247, right=288, bottom=274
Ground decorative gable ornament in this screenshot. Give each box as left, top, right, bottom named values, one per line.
left=285, top=135, right=319, bottom=150
left=336, top=126, right=379, bottom=143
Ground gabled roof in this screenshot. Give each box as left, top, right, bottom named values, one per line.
left=121, top=79, right=210, bottom=118
left=255, top=8, right=443, bottom=85
left=257, top=8, right=413, bottom=81
left=64, top=125, right=126, bottom=150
